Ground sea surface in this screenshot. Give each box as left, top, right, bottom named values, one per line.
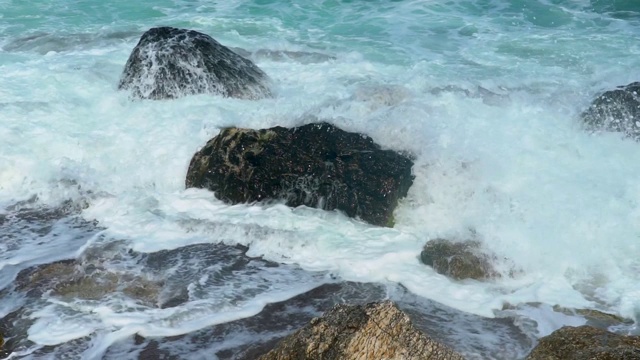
left=2, top=0, right=640, bottom=359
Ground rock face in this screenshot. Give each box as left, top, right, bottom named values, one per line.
left=118, top=27, right=273, bottom=100
left=185, top=122, right=414, bottom=227
left=420, top=239, right=498, bottom=281
left=258, top=301, right=464, bottom=360
left=526, top=325, right=640, bottom=360
left=581, top=82, right=640, bottom=139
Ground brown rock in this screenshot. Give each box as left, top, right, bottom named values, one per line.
left=420, top=239, right=498, bottom=281
left=14, top=260, right=162, bottom=306
left=526, top=325, right=640, bottom=360
left=258, top=301, right=464, bottom=360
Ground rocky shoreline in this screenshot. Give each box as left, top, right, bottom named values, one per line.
left=124, top=26, right=640, bottom=359
left=3, top=26, right=640, bottom=359
left=1, top=243, right=636, bottom=359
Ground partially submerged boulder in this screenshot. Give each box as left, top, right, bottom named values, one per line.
left=185, top=122, right=414, bottom=227
left=14, top=260, right=162, bottom=306
left=118, top=27, right=273, bottom=100
left=526, top=325, right=640, bottom=360
left=258, top=301, right=464, bottom=360
left=420, top=239, right=499, bottom=281
left=581, top=82, right=640, bottom=139
left=551, top=305, right=634, bottom=330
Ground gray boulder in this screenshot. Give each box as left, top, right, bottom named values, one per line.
left=527, top=325, right=640, bottom=360
left=118, top=27, right=273, bottom=100
left=582, top=82, right=640, bottom=139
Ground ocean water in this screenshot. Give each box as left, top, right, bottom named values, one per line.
left=2, top=0, right=640, bottom=358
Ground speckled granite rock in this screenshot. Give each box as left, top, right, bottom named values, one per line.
left=526, top=325, right=640, bottom=360
left=258, top=301, right=464, bottom=360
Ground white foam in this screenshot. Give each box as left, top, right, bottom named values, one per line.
left=3, top=39, right=640, bottom=321
left=3, top=0, right=640, bottom=353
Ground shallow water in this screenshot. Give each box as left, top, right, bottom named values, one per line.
left=2, top=0, right=640, bottom=358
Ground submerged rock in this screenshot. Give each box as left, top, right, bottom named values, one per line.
left=526, top=325, right=640, bottom=360
left=230, top=47, right=336, bottom=64
left=581, top=82, right=640, bottom=139
left=258, top=301, right=464, bottom=360
left=420, top=239, right=499, bottom=281
left=185, top=122, right=414, bottom=227
left=15, top=259, right=162, bottom=306
left=105, top=281, right=532, bottom=359
left=551, top=305, right=634, bottom=330
left=0, top=307, right=34, bottom=358
left=118, top=27, right=273, bottom=100
left=430, top=85, right=510, bottom=106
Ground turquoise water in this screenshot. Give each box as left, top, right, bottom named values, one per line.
left=2, top=1, right=640, bottom=358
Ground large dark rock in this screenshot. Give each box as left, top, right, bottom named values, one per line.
left=118, top=27, right=273, bottom=100
left=258, top=301, right=464, bottom=360
left=420, top=239, right=499, bottom=281
left=581, top=82, right=640, bottom=139
left=185, top=122, right=414, bottom=227
left=526, top=325, right=640, bottom=360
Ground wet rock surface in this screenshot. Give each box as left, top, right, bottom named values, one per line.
left=0, top=308, right=27, bottom=358
left=102, top=282, right=532, bottom=360
left=186, top=122, right=414, bottom=227
left=581, top=82, right=640, bottom=139
left=420, top=239, right=499, bottom=281
left=118, top=27, right=273, bottom=100
left=258, top=301, right=465, bottom=360
left=1, top=205, right=533, bottom=360
left=526, top=325, right=640, bottom=360
left=551, top=305, right=634, bottom=330
left=14, top=256, right=162, bottom=306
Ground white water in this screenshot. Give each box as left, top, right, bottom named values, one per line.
left=2, top=0, right=640, bottom=357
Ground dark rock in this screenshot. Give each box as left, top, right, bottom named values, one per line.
left=118, top=27, right=273, bottom=100
left=0, top=307, right=33, bottom=358
left=420, top=239, right=498, bottom=281
left=581, top=82, right=640, bottom=139
left=526, top=325, right=640, bottom=360
left=185, top=122, right=414, bottom=227
left=258, top=301, right=464, bottom=360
